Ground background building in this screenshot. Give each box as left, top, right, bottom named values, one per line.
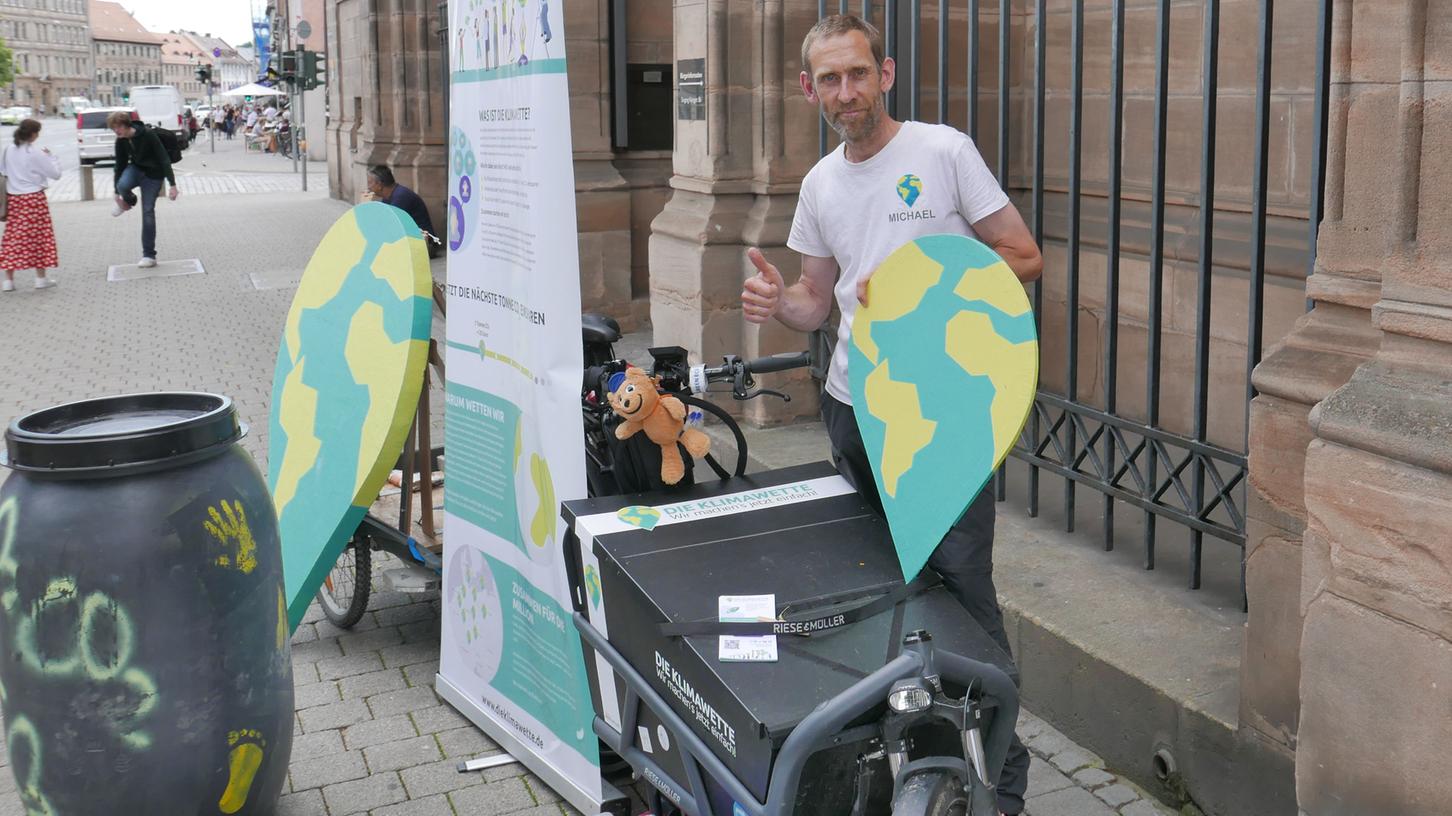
left=0, top=0, right=93, bottom=110
left=87, top=0, right=161, bottom=106
left=159, top=32, right=210, bottom=105
left=186, top=32, right=255, bottom=92
left=235, top=42, right=261, bottom=85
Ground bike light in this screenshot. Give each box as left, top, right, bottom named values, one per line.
left=888, top=678, right=933, bottom=713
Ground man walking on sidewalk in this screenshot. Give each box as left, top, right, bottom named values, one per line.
left=107, top=111, right=180, bottom=268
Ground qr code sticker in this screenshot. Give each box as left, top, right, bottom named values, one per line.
left=724, top=638, right=740, bottom=649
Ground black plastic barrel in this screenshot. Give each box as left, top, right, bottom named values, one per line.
left=0, top=393, right=293, bottom=815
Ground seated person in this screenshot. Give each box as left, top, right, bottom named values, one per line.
left=364, top=165, right=440, bottom=257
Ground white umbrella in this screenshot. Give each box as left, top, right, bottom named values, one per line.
left=220, top=82, right=283, bottom=98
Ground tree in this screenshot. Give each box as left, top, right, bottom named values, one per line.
left=0, top=37, right=14, bottom=89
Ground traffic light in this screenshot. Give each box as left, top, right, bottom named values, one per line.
left=302, top=50, right=326, bottom=91
left=265, top=51, right=281, bottom=83
left=280, top=50, right=301, bottom=86
left=194, top=65, right=212, bottom=85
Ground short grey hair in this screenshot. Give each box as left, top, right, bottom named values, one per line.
left=801, top=14, right=885, bottom=77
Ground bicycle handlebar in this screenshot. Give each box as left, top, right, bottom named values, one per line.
left=744, top=351, right=813, bottom=375
left=691, top=350, right=812, bottom=396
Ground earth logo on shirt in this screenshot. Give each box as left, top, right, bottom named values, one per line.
left=896, top=174, right=924, bottom=207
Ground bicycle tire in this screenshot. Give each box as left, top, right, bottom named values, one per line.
left=892, top=771, right=969, bottom=816
left=681, top=395, right=749, bottom=478
left=316, top=535, right=372, bottom=629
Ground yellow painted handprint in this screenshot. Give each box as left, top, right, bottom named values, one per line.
left=205, top=500, right=258, bottom=574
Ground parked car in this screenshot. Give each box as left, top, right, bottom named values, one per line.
left=76, top=107, right=136, bottom=165
left=127, top=85, right=189, bottom=148
left=60, top=97, right=94, bottom=117
left=1, top=106, right=35, bottom=125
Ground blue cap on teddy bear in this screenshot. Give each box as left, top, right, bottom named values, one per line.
left=607, top=371, right=627, bottom=393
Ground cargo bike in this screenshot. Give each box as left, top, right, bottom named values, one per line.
left=564, top=315, right=1022, bottom=816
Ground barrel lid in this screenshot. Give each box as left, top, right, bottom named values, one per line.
left=2, top=392, right=245, bottom=475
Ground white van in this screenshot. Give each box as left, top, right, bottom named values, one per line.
left=60, top=96, right=93, bottom=117
left=127, top=85, right=188, bottom=148
left=76, top=107, right=135, bottom=165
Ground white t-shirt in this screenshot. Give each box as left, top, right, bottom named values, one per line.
left=787, top=121, right=1010, bottom=405
left=2, top=143, right=62, bottom=195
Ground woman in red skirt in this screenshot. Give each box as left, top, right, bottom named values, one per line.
left=1, top=118, right=62, bottom=291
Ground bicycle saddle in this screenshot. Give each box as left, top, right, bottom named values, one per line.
left=582, top=313, right=622, bottom=345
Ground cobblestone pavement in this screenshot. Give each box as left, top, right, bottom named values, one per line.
left=0, top=188, right=1182, bottom=815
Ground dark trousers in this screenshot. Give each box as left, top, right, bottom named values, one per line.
left=821, top=393, right=1031, bottom=814
left=116, top=166, right=162, bottom=260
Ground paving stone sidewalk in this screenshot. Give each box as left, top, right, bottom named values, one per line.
left=46, top=132, right=325, bottom=202
left=0, top=189, right=1183, bottom=816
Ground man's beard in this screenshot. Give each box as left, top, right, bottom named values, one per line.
left=825, top=98, right=883, bottom=145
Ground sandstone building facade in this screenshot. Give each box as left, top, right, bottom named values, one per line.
left=87, top=0, right=161, bottom=106
left=0, top=0, right=93, bottom=111
left=159, top=32, right=211, bottom=105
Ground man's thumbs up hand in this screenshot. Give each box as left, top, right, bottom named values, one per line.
left=742, top=248, right=784, bottom=324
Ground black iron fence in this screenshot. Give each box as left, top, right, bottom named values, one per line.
left=816, top=0, right=1333, bottom=599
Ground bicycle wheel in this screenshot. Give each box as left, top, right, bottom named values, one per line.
left=316, top=534, right=372, bottom=628
left=891, top=771, right=969, bottom=816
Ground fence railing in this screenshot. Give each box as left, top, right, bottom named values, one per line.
left=816, top=0, right=1333, bottom=601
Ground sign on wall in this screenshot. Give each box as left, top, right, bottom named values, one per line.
left=439, top=0, right=600, bottom=811
left=677, top=58, right=705, bottom=121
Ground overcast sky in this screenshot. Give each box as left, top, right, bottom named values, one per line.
left=119, top=0, right=259, bottom=50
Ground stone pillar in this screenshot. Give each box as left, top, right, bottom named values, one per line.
left=1239, top=0, right=1383, bottom=755
left=651, top=0, right=822, bottom=424
left=1292, top=1, right=1452, bottom=813
left=381, top=0, right=446, bottom=231
left=566, top=3, right=636, bottom=326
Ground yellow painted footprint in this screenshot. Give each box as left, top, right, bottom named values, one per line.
left=218, top=729, right=266, bottom=814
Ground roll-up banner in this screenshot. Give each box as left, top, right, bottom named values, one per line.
left=437, top=0, right=600, bottom=810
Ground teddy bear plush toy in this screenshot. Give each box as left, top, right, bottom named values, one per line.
left=606, top=366, right=711, bottom=485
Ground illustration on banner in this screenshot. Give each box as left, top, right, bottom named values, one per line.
left=454, top=0, right=561, bottom=72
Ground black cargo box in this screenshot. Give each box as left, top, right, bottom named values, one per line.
left=563, top=463, right=1012, bottom=809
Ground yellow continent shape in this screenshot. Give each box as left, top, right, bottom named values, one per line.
left=272, top=359, right=321, bottom=516
left=529, top=453, right=556, bottom=547
left=851, top=242, right=943, bottom=365
left=371, top=236, right=433, bottom=301
left=345, top=302, right=430, bottom=506
left=513, top=417, right=523, bottom=471
left=284, top=212, right=364, bottom=359
left=945, top=310, right=1039, bottom=463
left=952, top=260, right=1031, bottom=317
left=864, top=360, right=937, bottom=498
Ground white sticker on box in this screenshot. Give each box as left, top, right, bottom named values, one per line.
left=718, top=594, right=778, bottom=662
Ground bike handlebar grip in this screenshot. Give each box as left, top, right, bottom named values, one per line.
left=745, top=351, right=812, bottom=375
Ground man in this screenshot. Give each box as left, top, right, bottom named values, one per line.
left=740, top=14, right=1042, bottom=815
left=364, top=165, right=440, bottom=257
left=108, top=111, right=180, bottom=269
